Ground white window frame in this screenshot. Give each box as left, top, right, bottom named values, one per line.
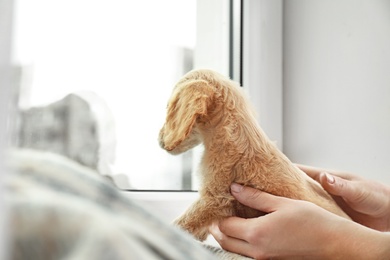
left=242, top=0, right=283, bottom=149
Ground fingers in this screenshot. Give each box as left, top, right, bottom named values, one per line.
left=297, top=164, right=360, bottom=181
left=217, top=216, right=255, bottom=240
left=230, top=183, right=286, bottom=213
left=319, top=172, right=354, bottom=198
left=209, top=221, right=254, bottom=258
left=319, top=172, right=371, bottom=211
left=319, top=172, right=390, bottom=219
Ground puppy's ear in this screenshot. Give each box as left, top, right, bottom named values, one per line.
left=162, top=79, right=213, bottom=151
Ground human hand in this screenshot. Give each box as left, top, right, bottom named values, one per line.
left=210, top=183, right=390, bottom=259
left=209, top=183, right=356, bottom=259
left=298, top=164, right=390, bottom=232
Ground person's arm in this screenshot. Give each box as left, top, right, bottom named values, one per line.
left=210, top=183, right=390, bottom=259
left=298, top=164, right=390, bottom=232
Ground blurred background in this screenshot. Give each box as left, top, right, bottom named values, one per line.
left=11, top=0, right=206, bottom=190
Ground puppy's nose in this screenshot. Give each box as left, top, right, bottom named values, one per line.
left=159, top=139, right=165, bottom=149
left=158, top=127, right=166, bottom=149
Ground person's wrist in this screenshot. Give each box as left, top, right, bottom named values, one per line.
left=374, top=232, right=390, bottom=259
left=333, top=221, right=390, bottom=259
left=325, top=218, right=355, bottom=259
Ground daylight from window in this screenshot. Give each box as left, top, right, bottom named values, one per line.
left=13, top=0, right=198, bottom=190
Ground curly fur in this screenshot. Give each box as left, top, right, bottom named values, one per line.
left=159, top=69, right=349, bottom=241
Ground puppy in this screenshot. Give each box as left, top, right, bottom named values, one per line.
left=159, top=69, right=349, bottom=241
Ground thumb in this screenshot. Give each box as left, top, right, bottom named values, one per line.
left=230, top=183, right=286, bottom=213
left=319, top=172, right=361, bottom=204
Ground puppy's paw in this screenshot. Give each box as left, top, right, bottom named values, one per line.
left=192, top=227, right=209, bottom=241
left=174, top=218, right=209, bottom=241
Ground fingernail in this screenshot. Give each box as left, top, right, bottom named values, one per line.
left=231, top=183, right=243, bottom=193
left=325, top=172, right=335, bottom=184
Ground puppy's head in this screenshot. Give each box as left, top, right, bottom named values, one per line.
left=159, top=75, right=214, bottom=155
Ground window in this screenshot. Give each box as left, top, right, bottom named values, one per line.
left=12, top=0, right=231, bottom=191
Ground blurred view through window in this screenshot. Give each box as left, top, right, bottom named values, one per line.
left=12, top=0, right=230, bottom=190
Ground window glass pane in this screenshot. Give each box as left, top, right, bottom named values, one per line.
left=12, top=0, right=228, bottom=190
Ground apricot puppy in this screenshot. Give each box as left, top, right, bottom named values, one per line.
left=159, top=69, right=348, bottom=241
